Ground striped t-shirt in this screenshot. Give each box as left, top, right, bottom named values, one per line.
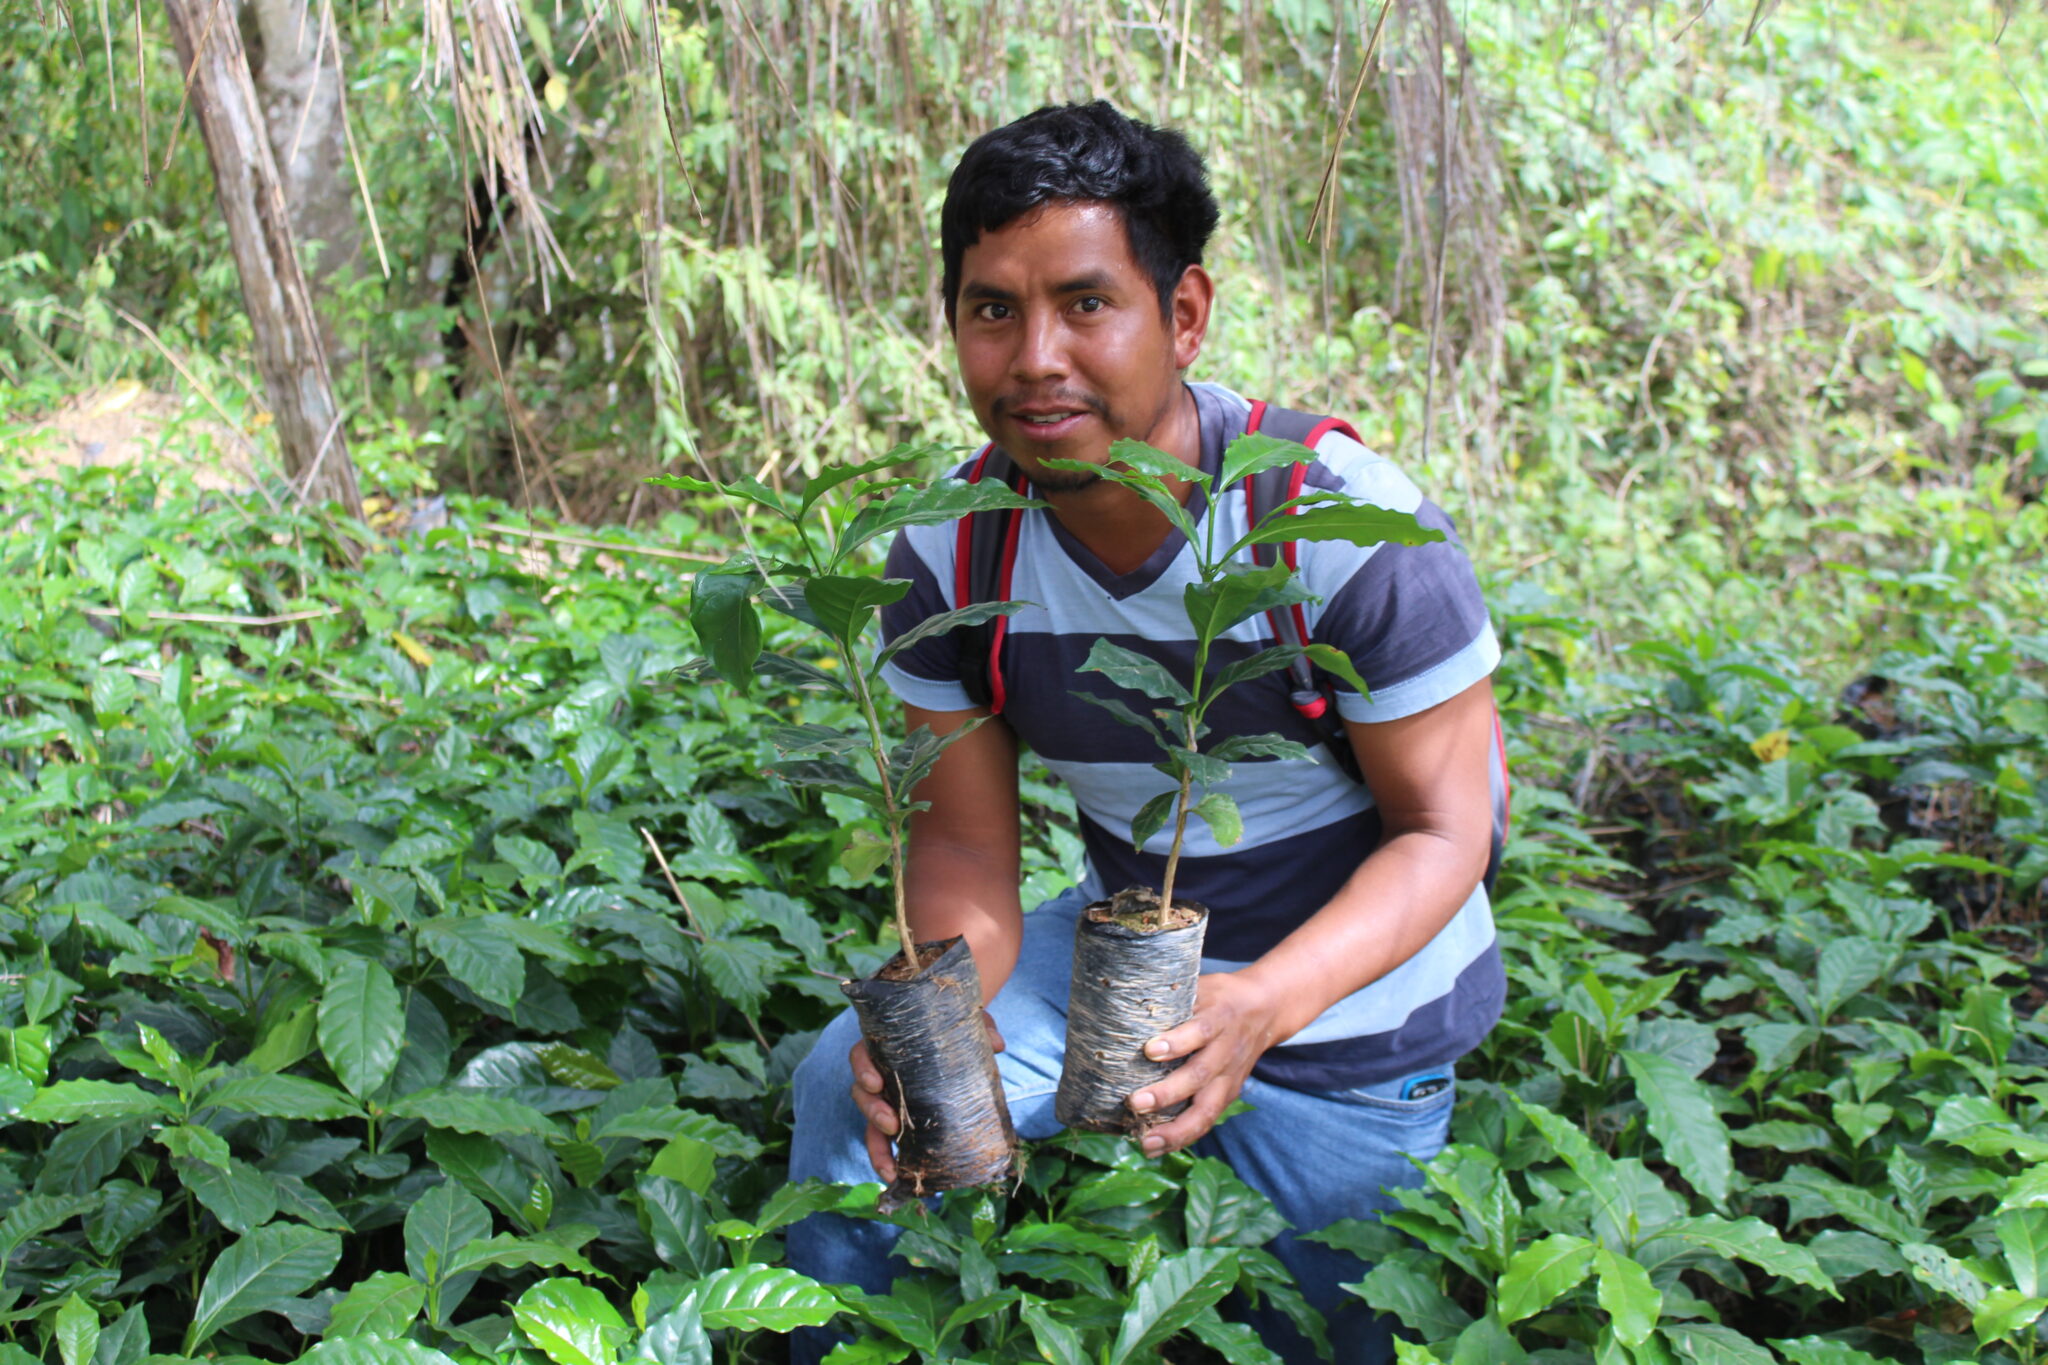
left=878, top=382, right=1504, bottom=1089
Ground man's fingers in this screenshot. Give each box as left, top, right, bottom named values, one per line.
left=850, top=1081, right=899, bottom=1136
left=865, top=1122, right=897, bottom=1184
left=983, top=1011, right=1006, bottom=1055
left=1141, top=1082, right=1230, bottom=1156
left=1142, top=1013, right=1217, bottom=1064
left=1128, top=1052, right=1215, bottom=1116
left=848, top=1040, right=884, bottom=1094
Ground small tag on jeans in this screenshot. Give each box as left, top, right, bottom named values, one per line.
left=1400, top=1076, right=1450, bottom=1101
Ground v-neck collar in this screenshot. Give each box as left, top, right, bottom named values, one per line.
left=1035, top=384, right=1232, bottom=601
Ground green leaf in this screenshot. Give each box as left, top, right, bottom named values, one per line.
left=692, top=1265, right=842, bottom=1331
left=632, top=1306, right=714, bottom=1365
left=158, top=1121, right=232, bottom=1168
left=1183, top=561, right=1314, bottom=647
left=1662, top=1322, right=1777, bottom=1364
left=876, top=600, right=1030, bottom=671
left=1620, top=1050, right=1734, bottom=1209
left=1219, top=432, right=1311, bottom=489
left=21, top=1080, right=177, bottom=1123
left=93, top=1303, right=148, bottom=1365
left=539, top=1045, right=622, bottom=1091
left=299, top=1340, right=462, bottom=1365
left=1997, top=1208, right=2048, bottom=1298
left=318, top=957, right=403, bottom=1099
left=1130, top=789, right=1178, bottom=851
left=1237, top=499, right=1443, bottom=551
left=1188, top=1315, right=1286, bottom=1365
left=327, top=1272, right=427, bottom=1339
left=1974, top=1289, right=2048, bottom=1346
left=1932, top=1094, right=2048, bottom=1161
left=405, top=1180, right=493, bottom=1290
left=421, top=917, right=526, bottom=1009
left=837, top=478, right=1044, bottom=564
left=1046, top=447, right=1200, bottom=549
left=1208, top=645, right=1307, bottom=695
left=1770, top=1337, right=1888, bottom=1365
left=1498, top=1234, right=1596, bottom=1325
left=646, top=1137, right=716, bottom=1193
left=1078, top=638, right=1192, bottom=704
left=799, top=448, right=941, bottom=518
left=0, top=1191, right=99, bottom=1266
left=637, top=1176, right=716, bottom=1275
left=1190, top=791, right=1244, bottom=847
left=803, top=575, right=911, bottom=648
left=85, top=1180, right=162, bottom=1257
left=1018, top=1300, right=1089, bottom=1365
left=1594, top=1248, right=1661, bottom=1346
left=176, top=1158, right=278, bottom=1235
left=514, top=1278, right=633, bottom=1365
left=1208, top=731, right=1316, bottom=764
left=186, top=1223, right=343, bottom=1351
left=1108, top=1247, right=1240, bottom=1364
left=55, top=1294, right=98, bottom=1365
left=1902, top=1239, right=1990, bottom=1310
left=1347, top=1249, right=1471, bottom=1342
left=1300, top=642, right=1370, bottom=696
left=689, top=565, right=764, bottom=694
left=387, top=1089, right=558, bottom=1137
left=200, top=1074, right=361, bottom=1121
left=1071, top=690, right=1167, bottom=743
left=425, top=1129, right=532, bottom=1224
left=1183, top=1159, right=1289, bottom=1248
left=1652, top=1216, right=1835, bottom=1293
left=443, top=1233, right=602, bottom=1279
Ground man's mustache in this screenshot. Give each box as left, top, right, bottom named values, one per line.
left=991, top=390, right=1111, bottom=420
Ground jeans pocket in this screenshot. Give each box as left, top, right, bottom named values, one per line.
left=1333, top=1070, right=1457, bottom=1121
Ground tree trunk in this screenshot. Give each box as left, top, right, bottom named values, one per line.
left=163, top=0, right=361, bottom=516
left=242, top=0, right=360, bottom=288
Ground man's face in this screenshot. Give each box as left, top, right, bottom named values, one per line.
left=952, top=201, right=1208, bottom=491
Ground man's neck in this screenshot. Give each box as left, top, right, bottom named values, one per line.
left=1039, top=382, right=1202, bottom=576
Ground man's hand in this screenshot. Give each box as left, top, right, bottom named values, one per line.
left=848, top=1012, right=1007, bottom=1183
left=1126, top=971, right=1282, bottom=1157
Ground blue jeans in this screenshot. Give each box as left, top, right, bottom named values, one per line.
left=786, top=886, right=1456, bottom=1364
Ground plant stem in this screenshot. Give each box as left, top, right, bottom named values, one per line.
left=848, top=662, right=917, bottom=968
left=1157, top=760, right=1195, bottom=929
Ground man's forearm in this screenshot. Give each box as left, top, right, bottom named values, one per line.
left=903, top=840, right=1025, bottom=1002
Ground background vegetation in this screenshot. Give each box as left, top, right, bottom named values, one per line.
left=2, top=0, right=2045, bottom=1362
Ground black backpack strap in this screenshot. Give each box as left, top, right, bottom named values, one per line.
left=955, top=445, right=1028, bottom=713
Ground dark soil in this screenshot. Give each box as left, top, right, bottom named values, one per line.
left=1092, top=884, right=1204, bottom=931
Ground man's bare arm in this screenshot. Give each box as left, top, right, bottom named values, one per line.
left=1128, top=676, right=1498, bottom=1153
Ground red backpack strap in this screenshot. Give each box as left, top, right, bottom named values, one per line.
left=956, top=445, right=1027, bottom=714
left=1244, top=399, right=1510, bottom=893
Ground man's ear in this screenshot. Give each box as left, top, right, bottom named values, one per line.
left=1171, top=265, right=1214, bottom=371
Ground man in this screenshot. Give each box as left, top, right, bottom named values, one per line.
left=788, top=100, right=1503, bottom=1363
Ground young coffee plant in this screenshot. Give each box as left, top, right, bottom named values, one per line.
left=650, top=453, right=1043, bottom=1205
left=1051, top=433, right=1442, bottom=920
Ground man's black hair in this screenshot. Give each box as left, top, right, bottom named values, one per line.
left=940, top=100, right=1220, bottom=321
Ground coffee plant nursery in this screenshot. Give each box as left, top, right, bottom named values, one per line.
left=0, top=452, right=2041, bottom=1364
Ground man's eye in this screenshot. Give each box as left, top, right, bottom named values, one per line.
left=975, top=302, right=1011, bottom=321
left=1075, top=296, right=1105, bottom=313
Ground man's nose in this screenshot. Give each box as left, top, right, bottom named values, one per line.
left=1010, top=312, right=1067, bottom=382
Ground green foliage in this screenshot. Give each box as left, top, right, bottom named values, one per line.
left=1060, top=435, right=1435, bottom=915
left=648, top=454, right=1039, bottom=962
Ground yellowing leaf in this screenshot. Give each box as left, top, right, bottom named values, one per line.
left=393, top=632, right=433, bottom=667
left=544, top=76, right=568, bottom=112
left=247, top=410, right=274, bottom=431
left=1750, top=730, right=1791, bottom=763
left=86, top=379, right=145, bottom=418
